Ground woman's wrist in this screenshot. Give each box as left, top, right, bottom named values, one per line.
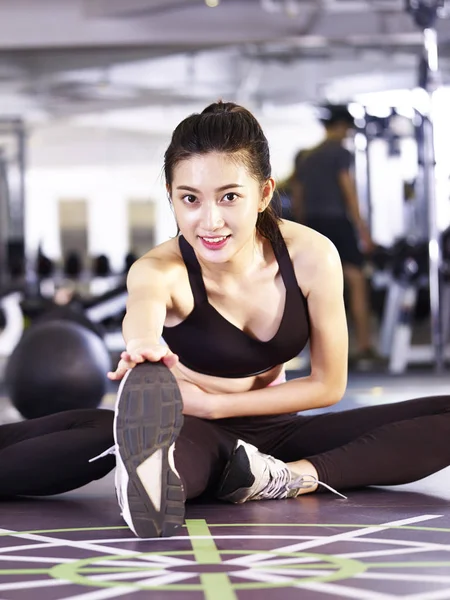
left=209, top=394, right=227, bottom=419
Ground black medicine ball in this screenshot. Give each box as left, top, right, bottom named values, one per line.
left=5, top=320, right=111, bottom=419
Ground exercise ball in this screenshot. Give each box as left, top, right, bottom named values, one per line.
left=5, top=320, right=111, bottom=419
left=34, top=304, right=105, bottom=339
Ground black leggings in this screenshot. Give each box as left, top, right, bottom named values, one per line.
left=0, top=409, right=115, bottom=498
left=1, top=396, right=449, bottom=502
left=173, top=395, right=450, bottom=499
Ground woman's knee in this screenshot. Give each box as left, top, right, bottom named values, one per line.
left=173, top=416, right=235, bottom=499
left=65, top=408, right=114, bottom=429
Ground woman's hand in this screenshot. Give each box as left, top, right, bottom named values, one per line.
left=177, top=380, right=219, bottom=420
left=107, top=340, right=178, bottom=380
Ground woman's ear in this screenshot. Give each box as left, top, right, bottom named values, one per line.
left=259, top=177, right=276, bottom=212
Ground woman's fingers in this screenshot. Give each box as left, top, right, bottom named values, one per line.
left=162, top=352, right=179, bottom=369
left=109, top=346, right=178, bottom=380
left=107, top=357, right=135, bottom=380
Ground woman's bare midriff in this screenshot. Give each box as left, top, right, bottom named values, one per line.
left=170, top=361, right=285, bottom=394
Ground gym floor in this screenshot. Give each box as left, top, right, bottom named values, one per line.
left=1, top=369, right=450, bottom=600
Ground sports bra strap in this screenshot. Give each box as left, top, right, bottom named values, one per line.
left=272, top=231, right=299, bottom=290
left=178, top=236, right=208, bottom=305
left=179, top=230, right=298, bottom=305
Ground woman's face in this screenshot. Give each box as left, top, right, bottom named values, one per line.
left=170, top=152, right=274, bottom=263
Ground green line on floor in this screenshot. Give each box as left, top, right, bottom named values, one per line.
left=201, top=573, right=238, bottom=600
left=186, top=520, right=238, bottom=600
left=185, top=519, right=222, bottom=564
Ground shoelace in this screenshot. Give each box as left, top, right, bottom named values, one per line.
left=287, top=474, right=348, bottom=500
left=258, top=455, right=348, bottom=501
left=89, top=445, right=126, bottom=515
left=88, top=445, right=117, bottom=463
left=254, top=456, right=292, bottom=499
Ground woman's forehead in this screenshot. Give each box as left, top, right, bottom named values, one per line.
left=173, top=152, right=250, bottom=181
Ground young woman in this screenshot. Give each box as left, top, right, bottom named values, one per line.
left=105, top=101, right=450, bottom=540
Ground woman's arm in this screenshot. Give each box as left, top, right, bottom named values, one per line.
left=122, top=257, right=170, bottom=347
left=211, top=231, right=348, bottom=418
left=108, top=256, right=177, bottom=379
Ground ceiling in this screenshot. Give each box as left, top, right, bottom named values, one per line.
left=1, top=0, right=450, bottom=132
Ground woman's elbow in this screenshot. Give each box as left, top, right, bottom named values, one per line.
left=321, top=377, right=347, bottom=407
left=333, top=376, right=347, bottom=404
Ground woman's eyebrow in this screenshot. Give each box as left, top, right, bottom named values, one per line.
left=176, top=184, right=244, bottom=192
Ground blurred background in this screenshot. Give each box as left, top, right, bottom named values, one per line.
left=2, top=0, right=450, bottom=422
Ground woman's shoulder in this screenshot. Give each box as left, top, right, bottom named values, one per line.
left=278, top=219, right=342, bottom=289
left=128, top=237, right=186, bottom=282
left=278, top=219, right=338, bottom=259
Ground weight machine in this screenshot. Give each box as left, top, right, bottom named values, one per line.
left=0, top=118, right=26, bottom=287
left=360, top=1, right=448, bottom=373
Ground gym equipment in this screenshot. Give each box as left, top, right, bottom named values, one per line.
left=33, top=303, right=105, bottom=339
left=64, top=251, right=83, bottom=278
left=0, top=278, right=129, bottom=359
left=377, top=241, right=432, bottom=372
left=0, top=149, right=8, bottom=289
left=84, top=283, right=128, bottom=350
left=370, top=241, right=430, bottom=321
left=7, top=241, right=25, bottom=279
left=92, top=255, right=111, bottom=277
left=0, top=119, right=26, bottom=286
left=407, top=0, right=445, bottom=371
left=124, top=252, right=137, bottom=274
left=0, top=289, right=24, bottom=356
left=364, top=2, right=448, bottom=373
left=5, top=320, right=111, bottom=419
left=36, top=250, right=54, bottom=279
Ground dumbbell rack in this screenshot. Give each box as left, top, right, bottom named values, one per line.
left=378, top=273, right=450, bottom=373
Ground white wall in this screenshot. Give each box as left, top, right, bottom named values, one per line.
left=26, top=164, right=178, bottom=270
left=26, top=124, right=178, bottom=270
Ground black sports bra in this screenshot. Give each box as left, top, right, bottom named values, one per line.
left=162, top=231, right=310, bottom=378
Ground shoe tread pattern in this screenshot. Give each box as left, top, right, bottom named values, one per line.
left=116, top=361, right=184, bottom=538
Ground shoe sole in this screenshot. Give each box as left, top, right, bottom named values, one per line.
left=115, top=361, right=185, bottom=538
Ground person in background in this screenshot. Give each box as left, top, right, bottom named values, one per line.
left=290, top=105, right=382, bottom=370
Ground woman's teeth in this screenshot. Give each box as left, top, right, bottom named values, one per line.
left=203, top=236, right=227, bottom=243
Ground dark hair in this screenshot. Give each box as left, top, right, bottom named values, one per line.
left=164, top=101, right=281, bottom=243
left=318, top=104, right=354, bottom=128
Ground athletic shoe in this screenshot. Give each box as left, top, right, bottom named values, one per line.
left=113, top=361, right=185, bottom=538
left=216, top=439, right=346, bottom=503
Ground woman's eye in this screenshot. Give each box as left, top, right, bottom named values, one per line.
left=223, top=193, right=237, bottom=202
left=183, top=195, right=197, bottom=204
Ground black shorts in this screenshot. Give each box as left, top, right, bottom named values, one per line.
left=306, top=217, right=364, bottom=268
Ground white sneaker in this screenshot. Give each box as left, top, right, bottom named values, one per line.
left=113, top=361, right=185, bottom=538
left=216, top=440, right=347, bottom=503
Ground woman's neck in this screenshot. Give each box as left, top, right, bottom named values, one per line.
left=199, top=233, right=269, bottom=282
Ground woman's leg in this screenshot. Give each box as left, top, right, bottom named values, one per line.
left=0, top=409, right=115, bottom=497
left=268, top=396, right=450, bottom=462
left=217, top=395, right=450, bottom=501
left=303, top=409, right=450, bottom=491
left=174, top=416, right=237, bottom=500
